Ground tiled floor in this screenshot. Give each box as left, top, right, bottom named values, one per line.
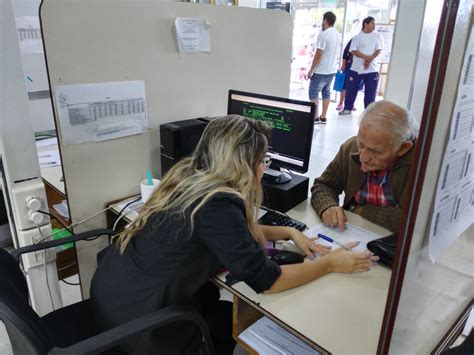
left=0, top=94, right=368, bottom=354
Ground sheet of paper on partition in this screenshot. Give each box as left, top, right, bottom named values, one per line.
left=238, top=316, right=320, bottom=355
left=305, top=222, right=382, bottom=252
left=175, top=17, right=211, bottom=53
left=54, top=81, right=148, bottom=144
left=376, top=24, right=394, bottom=63
left=15, top=16, right=43, bottom=54
left=428, top=22, right=474, bottom=263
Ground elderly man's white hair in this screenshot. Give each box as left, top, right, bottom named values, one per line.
left=359, top=100, right=419, bottom=146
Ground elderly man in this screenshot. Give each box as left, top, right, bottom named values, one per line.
left=311, top=100, right=418, bottom=232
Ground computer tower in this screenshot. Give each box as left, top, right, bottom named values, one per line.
left=262, top=174, right=309, bottom=213
left=160, top=118, right=209, bottom=177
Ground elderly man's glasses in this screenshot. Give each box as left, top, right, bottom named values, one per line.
left=263, top=155, right=272, bottom=169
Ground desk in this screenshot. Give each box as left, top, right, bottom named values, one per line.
left=38, top=144, right=78, bottom=280
left=216, top=199, right=392, bottom=354
left=106, top=197, right=392, bottom=354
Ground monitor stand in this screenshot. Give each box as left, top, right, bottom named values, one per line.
left=263, top=168, right=291, bottom=184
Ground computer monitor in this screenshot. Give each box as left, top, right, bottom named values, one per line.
left=227, top=90, right=315, bottom=184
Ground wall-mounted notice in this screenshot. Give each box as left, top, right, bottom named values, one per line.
left=377, top=24, right=394, bottom=64
left=175, top=17, right=211, bottom=53
left=55, top=81, right=148, bottom=145
left=428, top=21, right=474, bottom=262
left=15, top=16, right=43, bottom=54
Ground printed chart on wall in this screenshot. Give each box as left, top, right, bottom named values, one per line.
left=376, top=24, right=394, bottom=64
left=54, top=81, right=148, bottom=144
left=428, top=20, right=474, bottom=262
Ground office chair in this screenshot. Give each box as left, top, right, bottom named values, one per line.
left=0, top=229, right=214, bottom=354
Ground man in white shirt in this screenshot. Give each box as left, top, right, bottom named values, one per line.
left=339, top=16, right=384, bottom=115
left=306, top=11, right=341, bottom=124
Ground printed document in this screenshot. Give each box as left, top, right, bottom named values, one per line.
left=305, top=222, right=382, bottom=252
left=15, top=16, right=43, bottom=54
left=175, top=17, right=211, bottom=53
left=239, top=317, right=320, bottom=355
left=428, top=22, right=474, bottom=262
left=55, top=81, right=148, bottom=144
left=38, top=149, right=60, bottom=168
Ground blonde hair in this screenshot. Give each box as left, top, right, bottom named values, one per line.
left=117, top=115, right=270, bottom=253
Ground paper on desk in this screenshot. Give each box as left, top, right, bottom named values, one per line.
left=52, top=200, right=70, bottom=220
left=114, top=198, right=144, bottom=220
left=239, top=317, right=320, bottom=355
left=463, top=306, right=474, bottom=336
left=38, top=150, right=61, bottom=168
left=55, top=81, right=148, bottom=144
left=36, top=137, right=58, bottom=148
left=305, top=222, right=382, bottom=252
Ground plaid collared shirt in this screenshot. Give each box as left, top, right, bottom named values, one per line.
left=354, top=169, right=396, bottom=207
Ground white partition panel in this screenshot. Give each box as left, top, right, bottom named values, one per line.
left=40, top=0, right=293, bottom=296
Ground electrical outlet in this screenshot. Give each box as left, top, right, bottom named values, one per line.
left=16, top=224, right=56, bottom=269
left=10, top=178, right=49, bottom=230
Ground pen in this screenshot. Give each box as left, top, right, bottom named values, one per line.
left=317, top=233, right=352, bottom=251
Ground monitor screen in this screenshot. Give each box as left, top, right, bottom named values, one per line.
left=227, top=90, right=315, bottom=175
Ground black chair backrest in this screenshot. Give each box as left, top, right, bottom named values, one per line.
left=0, top=248, right=52, bottom=354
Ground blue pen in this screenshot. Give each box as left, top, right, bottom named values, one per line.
left=317, top=233, right=352, bottom=251
left=146, top=169, right=153, bottom=186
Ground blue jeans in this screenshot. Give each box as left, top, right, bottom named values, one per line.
left=344, top=70, right=379, bottom=110
left=308, top=73, right=336, bottom=101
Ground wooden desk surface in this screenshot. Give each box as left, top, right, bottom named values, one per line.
left=216, top=199, right=392, bottom=355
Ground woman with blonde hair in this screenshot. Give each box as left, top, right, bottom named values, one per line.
left=91, top=115, right=378, bottom=354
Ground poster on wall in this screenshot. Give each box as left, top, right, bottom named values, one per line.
left=376, top=24, right=394, bottom=64
left=428, top=20, right=474, bottom=263
left=54, top=81, right=149, bottom=145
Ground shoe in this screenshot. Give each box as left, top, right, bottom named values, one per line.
left=336, top=104, right=343, bottom=111
left=352, top=107, right=357, bottom=111
left=314, top=117, right=320, bottom=124
left=338, top=109, right=351, bottom=116
left=319, top=117, right=327, bottom=124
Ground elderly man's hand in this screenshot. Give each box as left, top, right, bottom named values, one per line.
left=321, top=206, right=347, bottom=231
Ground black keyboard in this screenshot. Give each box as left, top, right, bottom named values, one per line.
left=258, top=209, right=307, bottom=231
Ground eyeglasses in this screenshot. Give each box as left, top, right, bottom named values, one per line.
left=263, top=155, right=272, bottom=169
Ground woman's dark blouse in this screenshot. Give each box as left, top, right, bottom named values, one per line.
left=90, top=193, right=281, bottom=333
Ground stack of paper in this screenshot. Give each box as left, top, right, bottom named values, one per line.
left=238, top=317, right=320, bottom=355
left=114, top=198, right=143, bottom=220
left=52, top=200, right=69, bottom=219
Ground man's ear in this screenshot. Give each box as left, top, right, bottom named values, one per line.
left=397, top=140, right=414, bottom=157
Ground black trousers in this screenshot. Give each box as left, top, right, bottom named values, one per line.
left=129, top=282, right=235, bottom=355
left=195, top=281, right=236, bottom=355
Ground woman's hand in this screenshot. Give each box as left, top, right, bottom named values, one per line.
left=323, top=242, right=379, bottom=273
left=287, top=228, right=331, bottom=258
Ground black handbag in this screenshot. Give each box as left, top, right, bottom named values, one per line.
left=367, top=233, right=398, bottom=268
